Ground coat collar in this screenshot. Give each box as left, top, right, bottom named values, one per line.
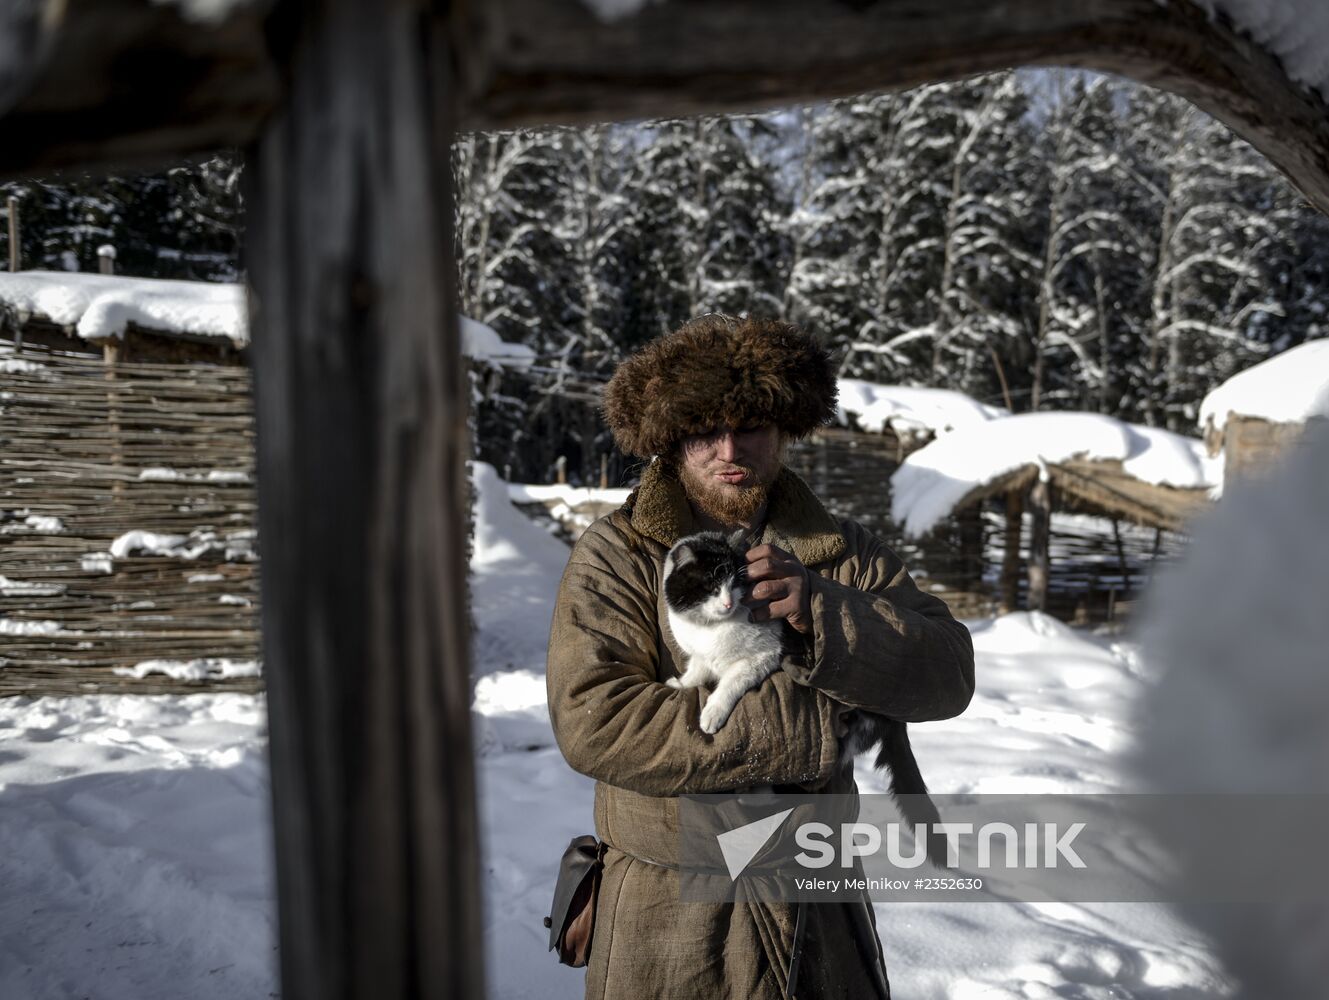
left=626, top=459, right=846, bottom=567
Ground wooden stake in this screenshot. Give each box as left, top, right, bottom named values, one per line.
left=1110, top=517, right=1129, bottom=582
left=104, top=338, right=123, bottom=499
left=599, top=452, right=608, bottom=490
left=244, top=2, right=484, bottom=997
left=1000, top=490, right=1023, bottom=613
left=1027, top=477, right=1051, bottom=613
left=7, top=196, right=18, bottom=272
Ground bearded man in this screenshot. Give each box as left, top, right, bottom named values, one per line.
left=546, top=313, right=975, bottom=999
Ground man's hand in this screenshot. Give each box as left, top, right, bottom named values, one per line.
left=743, top=543, right=813, bottom=634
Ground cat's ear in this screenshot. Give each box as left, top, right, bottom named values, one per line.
left=727, top=528, right=751, bottom=551
left=671, top=543, right=697, bottom=568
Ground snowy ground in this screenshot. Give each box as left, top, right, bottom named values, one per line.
left=0, top=463, right=1233, bottom=999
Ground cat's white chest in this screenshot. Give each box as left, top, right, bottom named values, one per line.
left=667, top=609, right=781, bottom=668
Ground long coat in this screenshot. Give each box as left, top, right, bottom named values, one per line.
left=546, top=460, right=975, bottom=999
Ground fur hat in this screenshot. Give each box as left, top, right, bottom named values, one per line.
left=603, top=314, right=838, bottom=459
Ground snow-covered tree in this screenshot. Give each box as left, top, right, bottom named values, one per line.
left=1028, top=73, right=1155, bottom=414
left=928, top=73, right=1043, bottom=407
left=1134, top=98, right=1285, bottom=429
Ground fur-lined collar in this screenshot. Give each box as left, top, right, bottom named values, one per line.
left=626, top=459, right=846, bottom=567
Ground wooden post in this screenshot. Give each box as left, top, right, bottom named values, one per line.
left=1000, top=490, right=1023, bottom=613
left=6, top=195, right=18, bottom=272
left=105, top=337, right=123, bottom=499
left=1027, top=477, right=1051, bottom=613
left=556, top=454, right=567, bottom=485
left=97, top=243, right=116, bottom=274
left=599, top=452, right=608, bottom=490
left=244, top=3, right=483, bottom=998
left=1110, top=517, right=1130, bottom=583
left=957, top=503, right=984, bottom=591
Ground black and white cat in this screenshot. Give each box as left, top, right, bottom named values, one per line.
left=662, top=529, right=947, bottom=865
left=662, top=530, right=785, bottom=735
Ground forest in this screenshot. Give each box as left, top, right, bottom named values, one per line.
left=7, top=69, right=1327, bottom=486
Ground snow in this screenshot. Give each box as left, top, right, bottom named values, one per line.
left=577, top=0, right=661, bottom=23
left=81, top=552, right=114, bottom=574
left=1, top=512, right=66, bottom=534
left=149, top=0, right=256, bottom=25
left=837, top=378, right=1008, bottom=438
left=0, top=575, right=65, bottom=597
left=1, top=461, right=1237, bottom=997
left=109, top=528, right=257, bottom=562
left=112, top=659, right=262, bottom=681
left=506, top=482, right=632, bottom=507
left=1185, top=0, right=1329, bottom=104
left=1135, top=420, right=1329, bottom=997
left=138, top=467, right=251, bottom=484
left=1197, top=337, right=1329, bottom=435
left=460, top=315, right=536, bottom=368
left=891, top=412, right=1221, bottom=536
left=0, top=694, right=275, bottom=1000
left=0, top=271, right=247, bottom=347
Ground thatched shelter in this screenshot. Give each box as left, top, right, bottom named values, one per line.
left=891, top=412, right=1216, bottom=612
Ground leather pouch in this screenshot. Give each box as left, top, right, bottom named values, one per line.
left=543, top=835, right=607, bottom=967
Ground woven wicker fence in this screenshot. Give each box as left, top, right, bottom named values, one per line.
left=1, top=344, right=260, bottom=695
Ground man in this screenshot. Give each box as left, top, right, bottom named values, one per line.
left=546, top=313, right=975, bottom=999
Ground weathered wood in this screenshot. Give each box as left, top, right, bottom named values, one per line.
left=1000, top=490, right=1023, bottom=613
left=1027, top=477, right=1051, bottom=612
left=244, top=1, right=483, bottom=997
left=5, top=0, right=1329, bottom=216
left=454, top=0, right=1329, bottom=216
left=0, top=0, right=279, bottom=179
left=6, top=195, right=18, bottom=271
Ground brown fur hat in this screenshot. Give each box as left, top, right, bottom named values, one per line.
left=603, top=314, right=838, bottom=459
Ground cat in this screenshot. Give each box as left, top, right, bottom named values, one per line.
left=662, top=528, right=949, bottom=867
left=662, top=529, right=785, bottom=735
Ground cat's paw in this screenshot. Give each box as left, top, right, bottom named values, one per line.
left=664, top=677, right=683, bottom=689
left=699, top=701, right=730, bottom=734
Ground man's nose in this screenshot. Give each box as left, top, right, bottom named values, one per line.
left=714, top=430, right=737, bottom=461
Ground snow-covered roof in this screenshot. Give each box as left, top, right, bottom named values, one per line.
left=837, top=379, right=1007, bottom=437
left=891, top=411, right=1220, bottom=536
left=460, top=315, right=535, bottom=368
left=1198, top=338, right=1329, bottom=435
left=1190, top=1, right=1329, bottom=103
left=0, top=271, right=247, bottom=347
left=0, top=274, right=537, bottom=363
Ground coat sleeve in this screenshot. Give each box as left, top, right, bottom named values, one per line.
left=546, top=519, right=842, bottom=797
left=796, top=521, right=975, bottom=723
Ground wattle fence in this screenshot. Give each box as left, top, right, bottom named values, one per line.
left=1, top=343, right=260, bottom=695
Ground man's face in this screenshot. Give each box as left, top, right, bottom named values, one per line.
left=676, top=423, right=784, bottom=525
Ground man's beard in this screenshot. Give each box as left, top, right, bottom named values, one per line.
left=677, top=460, right=775, bottom=526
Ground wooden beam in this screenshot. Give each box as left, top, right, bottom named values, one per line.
left=5, top=0, right=1329, bottom=214
left=0, top=0, right=279, bottom=178
left=245, top=1, right=483, bottom=997
left=454, top=0, right=1329, bottom=215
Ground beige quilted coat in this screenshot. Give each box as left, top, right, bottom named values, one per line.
left=546, top=460, right=975, bottom=999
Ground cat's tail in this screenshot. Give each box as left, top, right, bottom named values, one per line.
left=878, top=722, right=950, bottom=869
